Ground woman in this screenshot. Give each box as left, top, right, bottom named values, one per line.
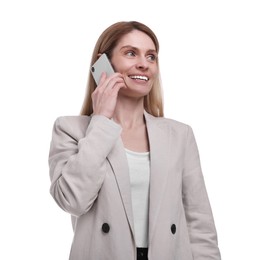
left=48, top=21, right=221, bottom=260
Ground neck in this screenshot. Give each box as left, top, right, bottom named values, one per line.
left=113, top=97, right=145, bottom=129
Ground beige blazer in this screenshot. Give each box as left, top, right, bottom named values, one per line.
left=49, top=112, right=221, bottom=260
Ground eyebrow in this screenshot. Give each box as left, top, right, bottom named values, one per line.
left=120, top=45, right=157, bottom=54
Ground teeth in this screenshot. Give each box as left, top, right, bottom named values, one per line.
left=129, top=75, right=148, bottom=81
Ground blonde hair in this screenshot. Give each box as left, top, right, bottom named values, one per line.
left=80, top=21, right=164, bottom=117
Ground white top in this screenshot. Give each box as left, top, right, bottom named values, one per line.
left=125, top=148, right=150, bottom=247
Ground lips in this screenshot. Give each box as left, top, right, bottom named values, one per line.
left=128, top=75, right=149, bottom=81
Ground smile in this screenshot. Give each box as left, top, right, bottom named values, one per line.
left=129, top=75, right=149, bottom=81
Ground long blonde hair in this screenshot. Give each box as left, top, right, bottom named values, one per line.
left=80, top=21, right=164, bottom=117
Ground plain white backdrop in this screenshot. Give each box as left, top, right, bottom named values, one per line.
left=1, top=0, right=261, bottom=259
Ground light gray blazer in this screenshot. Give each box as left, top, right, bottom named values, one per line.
left=48, top=111, right=221, bottom=260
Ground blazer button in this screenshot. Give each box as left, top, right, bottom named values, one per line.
left=171, top=224, right=176, bottom=234
left=102, top=223, right=110, bottom=233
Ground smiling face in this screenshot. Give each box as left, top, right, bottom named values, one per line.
left=110, top=29, right=159, bottom=98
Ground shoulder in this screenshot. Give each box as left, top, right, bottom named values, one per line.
left=52, top=115, right=92, bottom=140
left=54, top=115, right=91, bottom=128
left=145, top=111, right=192, bottom=135
left=52, top=115, right=121, bottom=141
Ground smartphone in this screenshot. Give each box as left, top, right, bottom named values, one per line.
left=90, top=53, right=115, bottom=85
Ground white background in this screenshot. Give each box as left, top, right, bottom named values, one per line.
left=1, top=0, right=261, bottom=259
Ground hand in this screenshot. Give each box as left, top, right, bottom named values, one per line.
left=91, top=72, right=126, bottom=118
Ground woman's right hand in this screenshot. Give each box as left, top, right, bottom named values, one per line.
left=91, top=72, right=126, bottom=119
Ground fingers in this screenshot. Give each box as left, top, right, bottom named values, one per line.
left=93, top=72, right=126, bottom=100
left=97, top=72, right=125, bottom=91
left=91, top=72, right=126, bottom=118
left=92, top=73, right=126, bottom=100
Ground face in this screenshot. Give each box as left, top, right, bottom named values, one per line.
left=110, top=30, right=158, bottom=98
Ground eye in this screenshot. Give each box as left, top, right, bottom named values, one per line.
left=147, top=54, right=157, bottom=62
left=126, top=50, right=136, bottom=57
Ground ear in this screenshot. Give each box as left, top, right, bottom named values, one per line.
left=97, top=53, right=102, bottom=58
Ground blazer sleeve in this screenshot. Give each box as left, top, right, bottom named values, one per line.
left=182, top=126, right=221, bottom=260
left=48, top=115, right=122, bottom=217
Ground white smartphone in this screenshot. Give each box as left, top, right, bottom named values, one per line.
left=90, top=53, right=115, bottom=85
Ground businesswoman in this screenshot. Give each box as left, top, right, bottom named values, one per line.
left=48, top=21, right=221, bottom=260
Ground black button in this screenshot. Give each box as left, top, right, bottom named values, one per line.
left=171, top=224, right=176, bottom=234
left=91, top=66, right=95, bottom=72
left=102, top=223, right=110, bottom=233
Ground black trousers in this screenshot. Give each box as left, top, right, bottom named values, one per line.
left=137, top=248, right=148, bottom=260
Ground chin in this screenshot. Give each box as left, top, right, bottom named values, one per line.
left=119, top=87, right=151, bottom=99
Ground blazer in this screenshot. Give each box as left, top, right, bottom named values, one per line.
left=48, top=111, right=221, bottom=260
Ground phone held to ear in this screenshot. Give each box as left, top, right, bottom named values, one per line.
left=90, top=53, right=115, bottom=85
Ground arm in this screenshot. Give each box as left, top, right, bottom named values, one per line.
left=48, top=115, right=122, bottom=217
left=182, top=126, right=221, bottom=260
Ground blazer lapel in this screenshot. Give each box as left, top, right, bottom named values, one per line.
left=106, top=112, right=171, bottom=245
left=144, top=112, right=171, bottom=245
left=107, top=138, right=135, bottom=237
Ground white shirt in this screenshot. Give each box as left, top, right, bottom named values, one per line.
left=125, top=148, right=150, bottom=247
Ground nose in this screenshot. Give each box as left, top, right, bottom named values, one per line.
left=135, top=56, right=149, bottom=70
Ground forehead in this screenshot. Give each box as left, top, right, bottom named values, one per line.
left=115, top=30, right=156, bottom=51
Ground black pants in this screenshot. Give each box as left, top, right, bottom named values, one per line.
left=137, top=248, right=148, bottom=260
